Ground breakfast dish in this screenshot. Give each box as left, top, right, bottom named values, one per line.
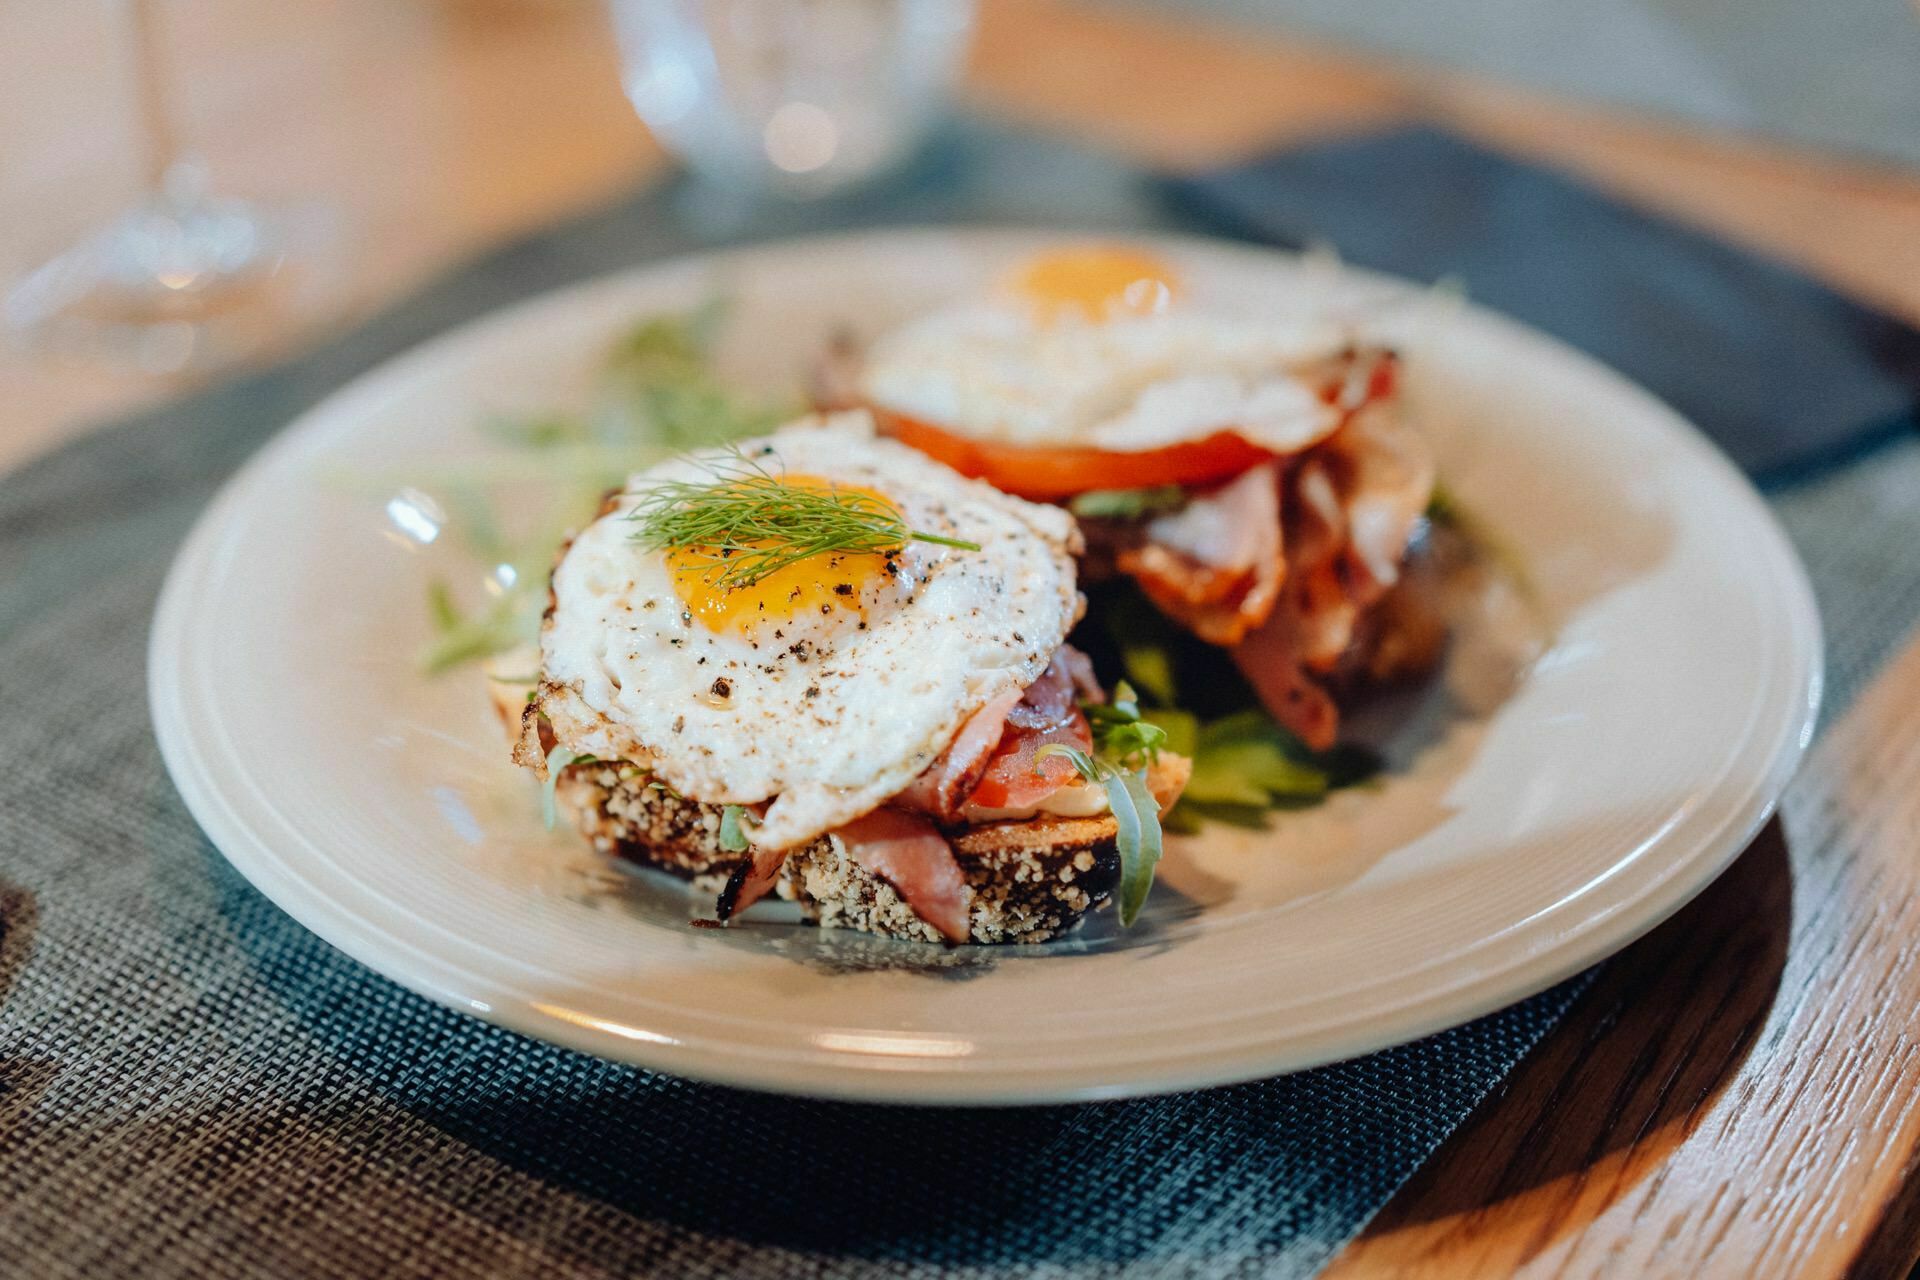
left=150, top=230, right=1820, bottom=1101
left=844, top=245, right=1442, bottom=749
left=505, top=415, right=1190, bottom=944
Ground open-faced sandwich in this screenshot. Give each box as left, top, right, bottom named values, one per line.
left=506, top=413, right=1190, bottom=945
left=843, top=245, right=1444, bottom=749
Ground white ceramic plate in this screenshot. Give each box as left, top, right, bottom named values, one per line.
left=150, top=229, right=1820, bottom=1105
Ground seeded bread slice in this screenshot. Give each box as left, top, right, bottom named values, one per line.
left=552, top=754, right=1191, bottom=944
left=485, top=648, right=1193, bottom=944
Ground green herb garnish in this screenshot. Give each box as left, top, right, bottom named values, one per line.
left=1085, top=681, right=1169, bottom=769
left=418, top=301, right=794, bottom=677
left=1038, top=682, right=1176, bottom=927
left=627, top=449, right=980, bottom=590
left=1040, top=743, right=1165, bottom=927
left=718, top=804, right=754, bottom=853
left=1180, top=711, right=1331, bottom=807
left=1068, top=486, right=1188, bottom=521
left=422, top=579, right=542, bottom=676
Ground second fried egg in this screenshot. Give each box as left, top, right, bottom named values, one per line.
left=860, top=244, right=1349, bottom=455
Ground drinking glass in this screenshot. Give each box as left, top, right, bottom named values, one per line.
left=4, top=0, right=323, bottom=374
left=609, top=0, right=974, bottom=199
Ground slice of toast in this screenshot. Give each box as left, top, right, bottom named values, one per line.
left=553, top=753, right=1191, bottom=944
left=486, top=649, right=1193, bottom=943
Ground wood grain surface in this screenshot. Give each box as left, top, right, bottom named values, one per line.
left=1328, top=631, right=1920, bottom=1278
left=8, top=2, right=1920, bottom=1275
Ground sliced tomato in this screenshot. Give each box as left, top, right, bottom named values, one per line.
left=962, top=709, right=1094, bottom=811
left=875, top=410, right=1274, bottom=501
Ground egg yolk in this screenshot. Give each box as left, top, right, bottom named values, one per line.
left=1012, top=246, right=1180, bottom=323
left=666, top=477, right=900, bottom=634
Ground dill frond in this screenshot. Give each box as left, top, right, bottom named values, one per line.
left=626, top=449, right=980, bottom=589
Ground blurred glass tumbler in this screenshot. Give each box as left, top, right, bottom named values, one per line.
left=4, top=0, right=327, bottom=374
left=611, top=0, right=974, bottom=198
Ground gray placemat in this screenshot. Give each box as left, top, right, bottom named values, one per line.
left=2, top=122, right=1915, bottom=1279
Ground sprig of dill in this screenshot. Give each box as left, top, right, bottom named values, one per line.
left=626, top=450, right=980, bottom=590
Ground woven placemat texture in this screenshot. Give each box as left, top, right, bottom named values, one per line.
left=3, top=124, right=1916, bottom=1278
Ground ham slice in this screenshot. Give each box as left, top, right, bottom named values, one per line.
left=894, top=647, right=1097, bottom=821
left=1324, top=402, right=1437, bottom=603
left=1004, top=648, right=1083, bottom=731
left=1060, top=644, right=1104, bottom=706
left=714, top=841, right=788, bottom=921
left=713, top=807, right=977, bottom=945
left=961, top=709, right=1093, bottom=812
left=1118, top=461, right=1286, bottom=646
left=1141, top=460, right=1280, bottom=574
left=1225, top=352, right=1434, bottom=747
left=892, top=689, right=1021, bottom=822
left=1231, top=615, right=1341, bottom=751
left=1281, top=459, right=1360, bottom=673
left=835, top=808, right=971, bottom=944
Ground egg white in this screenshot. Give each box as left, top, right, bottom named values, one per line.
left=860, top=300, right=1350, bottom=454
left=537, top=412, right=1083, bottom=851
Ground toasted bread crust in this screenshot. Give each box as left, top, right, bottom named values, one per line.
left=553, top=753, right=1191, bottom=943
left=558, top=764, right=740, bottom=890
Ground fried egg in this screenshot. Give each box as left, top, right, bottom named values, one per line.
left=536, top=412, right=1083, bottom=852
left=859, top=244, right=1349, bottom=453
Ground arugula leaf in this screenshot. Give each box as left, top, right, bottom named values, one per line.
left=1079, top=579, right=1382, bottom=829
left=1143, top=706, right=1199, bottom=758
left=1085, top=681, right=1169, bottom=768
left=1068, top=485, right=1187, bottom=521
left=1097, top=589, right=1184, bottom=706
left=1119, top=642, right=1177, bottom=710
left=1038, top=742, right=1100, bottom=783
left=1039, top=742, right=1165, bottom=927
left=1115, top=769, right=1163, bottom=925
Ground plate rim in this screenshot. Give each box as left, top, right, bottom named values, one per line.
left=148, top=225, right=1824, bottom=1105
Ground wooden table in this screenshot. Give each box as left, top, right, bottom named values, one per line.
left=9, top=2, right=1920, bottom=1274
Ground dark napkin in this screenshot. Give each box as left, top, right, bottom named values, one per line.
left=1162, top=126, right=1920, bottom=483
